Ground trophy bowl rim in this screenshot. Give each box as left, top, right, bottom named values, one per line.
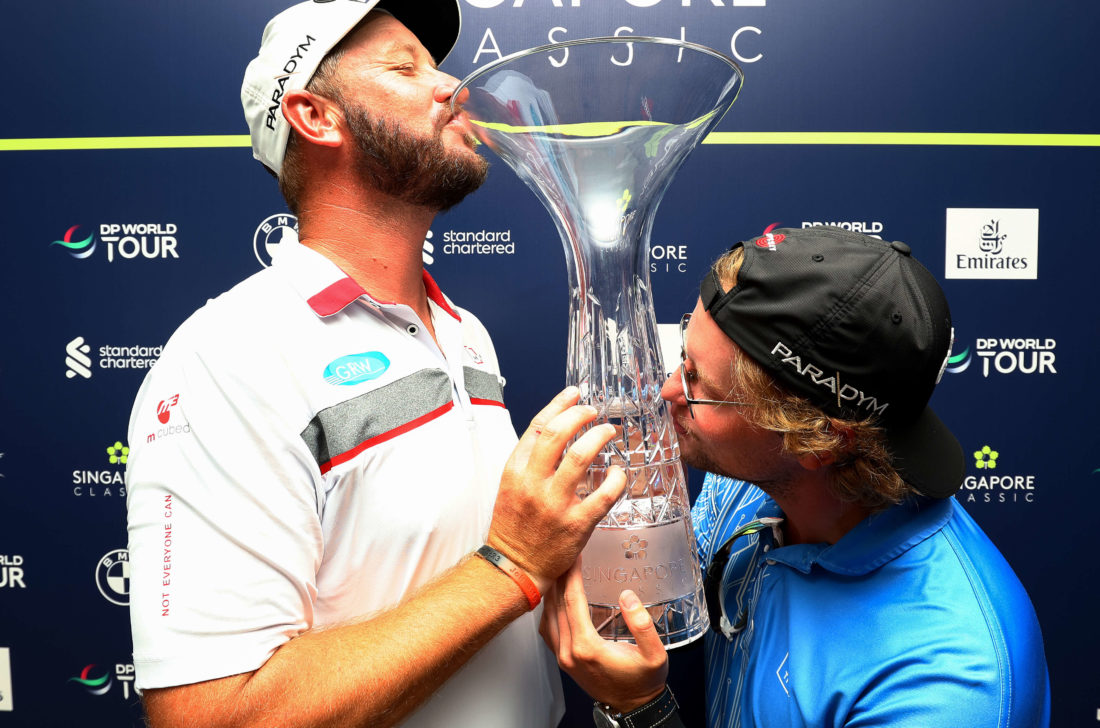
left=451, top=34, right=745, bottom=115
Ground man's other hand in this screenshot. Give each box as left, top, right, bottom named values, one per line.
left=540, top=560, right=669, bottom=712
left=487, top=387, right=627, bottom=590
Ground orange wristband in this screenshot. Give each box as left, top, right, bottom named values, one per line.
left=475, top=545, right=541, bottom=610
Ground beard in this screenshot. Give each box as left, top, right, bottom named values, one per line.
left=674, top=414, right=796, bottom=500
left=342, top=102, right=488, bottom=211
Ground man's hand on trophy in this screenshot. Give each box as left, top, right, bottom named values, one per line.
left=488, top=387, right=627, bottom=591
left=540, top=560, right=669, bottom=712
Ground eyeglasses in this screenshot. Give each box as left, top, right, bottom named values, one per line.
left=678, top=313, right=753, bottom=419
left=704, top=516, right=784, bottom=639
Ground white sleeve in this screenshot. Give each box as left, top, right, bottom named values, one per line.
left=125, top=329, right=324, bottom=690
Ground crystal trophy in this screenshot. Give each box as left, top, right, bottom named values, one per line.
left=454, top=37, right=743, bottom=647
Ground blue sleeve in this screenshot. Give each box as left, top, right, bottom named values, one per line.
left=844, top=666, right=1049, bottom=728
left=691, top=473, right=767, bottom=564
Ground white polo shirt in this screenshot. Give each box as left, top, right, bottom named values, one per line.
left=125, top=240, right=563, bottom=727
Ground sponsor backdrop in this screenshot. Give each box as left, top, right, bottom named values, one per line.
left=1, top=1, right=1097, bottom=725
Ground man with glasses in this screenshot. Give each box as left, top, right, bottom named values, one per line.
left=540, top=226, right=1050, bottom=727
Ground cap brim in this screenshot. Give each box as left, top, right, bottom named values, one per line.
left=885, top=406, right=965, bottom=498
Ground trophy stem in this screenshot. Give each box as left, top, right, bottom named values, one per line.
left=455, top=36, right=743, bottom=646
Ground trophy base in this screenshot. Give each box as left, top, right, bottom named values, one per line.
left=587, top=587, right=708, bottom=649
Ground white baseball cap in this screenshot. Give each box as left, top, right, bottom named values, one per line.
left=241, top=0, right=462, bottom=176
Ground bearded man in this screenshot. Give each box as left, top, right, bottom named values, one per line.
left=124, top=3, right=628, bottom=727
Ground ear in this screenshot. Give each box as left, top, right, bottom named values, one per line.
left=795, top=421, right=854, bottom=471
left=796, top=450, right=836, bottom=471
left=282, top=89, right=344, bottom=150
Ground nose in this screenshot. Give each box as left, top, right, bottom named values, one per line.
left=433, top=70, right=462, bottom=105
left=659, top=370, right=683, bottom=404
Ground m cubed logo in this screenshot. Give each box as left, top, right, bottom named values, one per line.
left=323, top=352, right=390, bottom=386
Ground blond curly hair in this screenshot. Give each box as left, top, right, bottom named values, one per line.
left=713, top=246, right=917, bottom=511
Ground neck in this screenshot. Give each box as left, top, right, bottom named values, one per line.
left=771, top=476, right=871, bottom=546
left=297, top=191, right=439, bottom=329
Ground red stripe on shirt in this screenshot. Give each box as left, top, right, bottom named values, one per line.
left=307, top=277, right=367, bottom=317
left=318, top=401, right=456, bottom=474
left=470, top=397, right=506, bottom=408
left=422, top=270, right=462, bottom=321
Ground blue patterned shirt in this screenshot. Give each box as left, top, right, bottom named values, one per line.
left=691, top=473, right=1050, bottom=728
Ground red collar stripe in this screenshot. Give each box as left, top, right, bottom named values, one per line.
left=307, top=277, right=367, bottom=317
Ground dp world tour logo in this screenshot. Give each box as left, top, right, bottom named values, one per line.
left=68, top=664, right=112, bottom=696
left=945, top=345, right=971, bottom=373
left=51, top=225, right=97, bottom=259
left=323, top=352, right=390, bottom=386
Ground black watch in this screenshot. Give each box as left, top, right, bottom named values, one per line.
left=592, top=685, right=680, bottom=728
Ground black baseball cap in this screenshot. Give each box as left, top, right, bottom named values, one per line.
left=699, top=226, right=964, bottom=497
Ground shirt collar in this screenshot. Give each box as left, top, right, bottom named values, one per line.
left=758, top=495, right=954, bottom=576
left=273, top=239, right=461, bottom=321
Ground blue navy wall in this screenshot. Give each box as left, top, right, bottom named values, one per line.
left=1, top=1, right=1096, bottom=725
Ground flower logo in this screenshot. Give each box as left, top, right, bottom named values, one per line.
left=974, top=445, right=999, bottom=470
left=107, top=442, right=129, bottom=465
left=622, top=534, right=648, bottom=560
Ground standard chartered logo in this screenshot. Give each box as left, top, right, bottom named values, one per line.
left=64, top=337, right=163, bottom=379
left=439, top=229, right=515, bottom=255
left=66, top=337, right=93, bottom=379
left=423, top=230, right=435, bottom=265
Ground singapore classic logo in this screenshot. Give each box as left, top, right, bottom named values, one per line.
left=958, top=445, right=1038, bottom=504
left=72, top=441, right=129, bottom=498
